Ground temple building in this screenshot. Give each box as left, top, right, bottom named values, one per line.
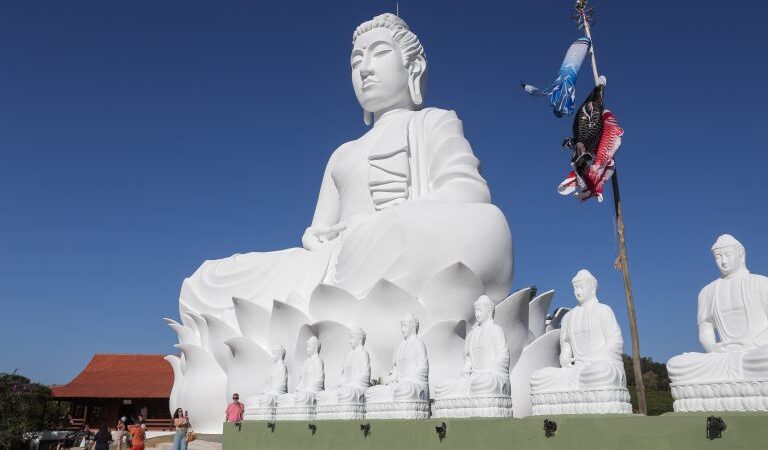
left=51, top=354, right=173, bottom=429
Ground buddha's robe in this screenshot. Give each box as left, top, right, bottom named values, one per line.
left=366, top=335, right=429, bottom=403
left=277, top=355, right=324, bottom=407
left=668, top=272, right=768, bottom=383
left=317, top=346, right=371, bottom=405
left=254, top=361, right=288, bottom=407
left=530, top=300, right=625, bottom=392
left=435, top=321, right=510, bottom=398
left=178, top=108, right=513, bottom=324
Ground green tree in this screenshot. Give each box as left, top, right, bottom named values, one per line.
left=0, top=372, right=52, bottom=450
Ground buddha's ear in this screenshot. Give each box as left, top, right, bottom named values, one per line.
left=407, top=55, right=427, bottom=106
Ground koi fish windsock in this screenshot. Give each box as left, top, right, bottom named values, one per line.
left=522, top=37, right=591, bottom=118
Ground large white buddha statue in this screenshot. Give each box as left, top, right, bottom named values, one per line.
left=366, top=314, right=429, bottom=419
left=433, top=296, right=512, bottom=417
left=276, top=336, right=324, bottom=419
left=177, top=12, right=513, bottom=322
left=243, top=345, right=288, bottom=420
left=316, top=327, right=371, bottom=419
left=529, top=270, right=631, bottom=415
left=667, top=234, right=768, bottom=412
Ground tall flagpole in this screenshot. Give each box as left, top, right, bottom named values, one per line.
left=575, top=0, right=647, bottom=415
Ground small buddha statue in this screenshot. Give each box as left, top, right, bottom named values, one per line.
left=366, top=314, right=429, bottom=404
left=254, top=346, right=288, bottom=407
left=529, top=270, right=631, bottom=414
left=435, top=296, right=510, bottom=399
left=277, top=336, right=325, bottom=408
left=667, top=235, right=768, bottom=411
left=317, top=327, right=371, bottom=407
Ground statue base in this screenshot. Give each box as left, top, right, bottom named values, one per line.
left=244, top=406, right=275, bottom=421
left=671, top=380, right=768, bottom=412
left=275, top=405, right=316, bottom=421
left=315, top=403, right=365, bottom=420
left=365, top=401, right=430, bottom=419
left=531, top=387, right=633, bottom=415
left=432, top=397, right=513, bottom=418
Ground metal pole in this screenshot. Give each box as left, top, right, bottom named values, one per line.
left=578, top=1, right=647, bottom=414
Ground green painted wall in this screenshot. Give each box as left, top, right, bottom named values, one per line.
left=223, top=412, right=767, bottom=450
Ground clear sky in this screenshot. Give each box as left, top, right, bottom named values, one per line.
left=1, top=0, right=766, bottom=385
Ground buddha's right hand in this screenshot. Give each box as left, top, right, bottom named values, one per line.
left=302, top=223, right=347, bottom=250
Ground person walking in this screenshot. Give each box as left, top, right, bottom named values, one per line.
left=129, top=423, right=146, bottom=450
left=171, top=408, right=189, bottom=450
left=225, top=393, right=245, bottom=423
left=92, top=425, right=112, bottom=450
left=114, top=417, right=127, bottom=450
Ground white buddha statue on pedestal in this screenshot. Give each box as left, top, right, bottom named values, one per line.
left=667, top=234, right=768, bottom=412
left=529, top=270, right=632, bottom=415
left=433, top=296, right=512, bottom=418
left=243, top=345, right=288, bottom=420
left=177, top=12, right=513, bottom=322
left=316, top=327, right=371, bottom=419
left=366, top=314, right=430, bottom=419
left=275, top=336, right=325, bottom=420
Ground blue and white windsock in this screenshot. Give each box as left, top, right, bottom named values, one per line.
left=522, top=37, right=591, bottom=118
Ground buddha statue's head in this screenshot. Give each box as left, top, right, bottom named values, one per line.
left=474, top=295, right=496, bottom=324
left=272, top=345, right=286, bottom=362
left=350, top=326, right=367, bottom=348
left=711, top=234, right=747, bottom=277
left=352, top=13, right=427, bottom=125
left=400, top=313, right=420, bottom=339
left=572, top=269, right=598, bottom=305
left=306, top=336, right=321, bottom=356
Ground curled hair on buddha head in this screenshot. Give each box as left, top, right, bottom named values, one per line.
left=572, top=269, right=598, bottom=289
left=711, top=234, right=745, bottom=255
left=353, top=13, right=425, bottom=68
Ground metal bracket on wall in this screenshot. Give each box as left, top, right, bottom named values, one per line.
left=706, top=416, right=726, bottom=440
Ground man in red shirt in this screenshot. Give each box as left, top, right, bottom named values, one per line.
left=225, top=393, right=245, bottom=423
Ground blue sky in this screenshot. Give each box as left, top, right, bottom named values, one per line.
left=1, top=0, right=766, bottom=385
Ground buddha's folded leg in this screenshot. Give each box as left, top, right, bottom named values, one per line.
left=256, top=393, right=278, bottom=407
left=392, top=381, right=429, bottom=401
left=668, top=351, right=743, bottom=384
left=315, top=389, right=336, bottom=406
left=578, top=361, right=626, bottom=389
left=365, top=385, right=394, bottom=403
left=327, top=202, right=513, bottom=299
left=468, top=372, right=510, bottom=397
left=531, top=366, right=580, bottom=392
left=742, top=347, right=768, bottom=380
left=336, top=385, right=366, bottom=404
left=435, top=378, right=468, bottom=399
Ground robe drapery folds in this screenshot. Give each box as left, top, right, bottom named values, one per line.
left=668, top=273, right=768, bottom=383
left=366, top=336, right=429, bottom=402
left=530, top=302, right=625, bottom=392
left=278, top=355, right=324, bottom=406
left=179, top=107, right=513, bottom=324
left=317, top=346, right=371, bottom=405
left=256, top=361, right=288, bottom=406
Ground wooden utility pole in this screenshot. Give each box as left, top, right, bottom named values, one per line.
left=576, top=0, right=647, bottom=414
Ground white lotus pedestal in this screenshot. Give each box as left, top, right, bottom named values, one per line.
left=243, top=405, right=275, bottom=421
left=315, top=403, right=366, bottom=420
left=274, top=405, right=316, bottom=421
left=670, top=380, right=768, bottom=412
left=365, top=401, right=430, bottom=419
left=432, top=397, right=513, bottom=418
left=531, top=387, right=632, bottom=415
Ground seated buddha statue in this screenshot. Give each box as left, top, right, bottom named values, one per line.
left=435, top=296, right=511, bottom=399
left=243, top=345, right=288, bottom=419
left=177, top=13, right=513, bottom=323
left=529, top=270, right=631, bottom=415
left=316, top=327, right=371, bottom=410
left=277, top=336, right=324, bottom=408
left=667, top=234, right=768, bottom=412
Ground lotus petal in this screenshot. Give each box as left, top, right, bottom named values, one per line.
left=202, top=313, right=239, bottom=373
left=419, top=262, right=484, bottom=324
left=232, top=297, right=270, bottom=346
left=267, top=300, right=311, bottom=357
left=308, top=320, right=354, bottom=389
left=175, top=343, right=226, bottom=434
left=509, top=330, right=561, bottom=418
left=528, top=290, right=555, bottom=342
left=185, top=312, right=210, bottom=352
left=286, top=291, right=306, bottom=309
left=224, top=337, right=272, bottom=401
left=495, top=288, right=531, bottom=368
left=545, top=307, right=570, bottom=332
left=421, top=320, right=467, bottom=398
left=164, top=355, right=183, bottom=414
left=353, top=280, right=426, bottom=375
left=165, top=318, right=200, bottom=346
left=308, top=285, right=358, bottom=327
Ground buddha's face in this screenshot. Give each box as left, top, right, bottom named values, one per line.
left=573, top=281, right=596, bottom=304
left=474, top=303, right=492, bottom=324
left=350, top=330, right=363, bottom=348
left=351, top=28, right=414, bottom=115
left=400, top=319, right=415, bottom=338
left=713, top=246, right=744, bottom=277
left=306, top=339, right=318, bottom=356
left=272, top=347, right=284, bottom=362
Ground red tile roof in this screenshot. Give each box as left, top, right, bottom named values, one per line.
left=52, top=354, right=173, bottom=399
